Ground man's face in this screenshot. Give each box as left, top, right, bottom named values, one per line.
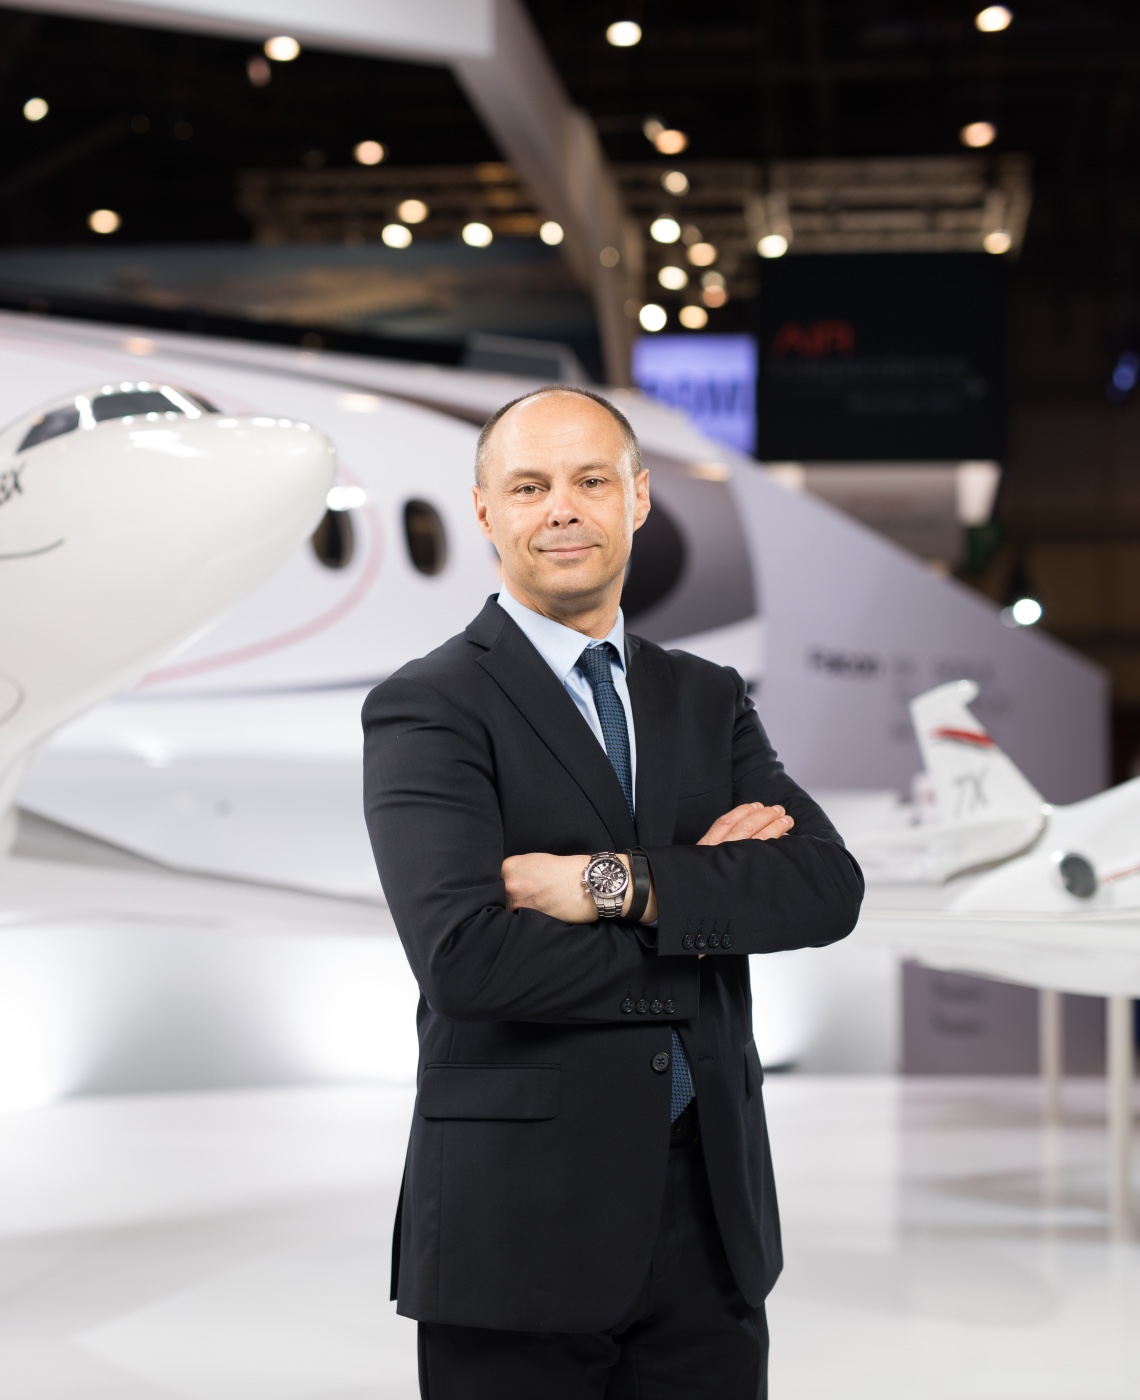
left=473, top=392, right=650, bottom=617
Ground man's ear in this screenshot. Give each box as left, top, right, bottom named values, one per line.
left=472, top=484, right=495, bottom=541
left=631, top=467, right=651, bottom=533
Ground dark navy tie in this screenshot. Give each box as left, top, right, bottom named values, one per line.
left=576, top=643, right=694, bottom=1122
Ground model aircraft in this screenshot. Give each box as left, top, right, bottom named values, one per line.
left=0, top=376, right=335, bottom=845
left=844, top=679, right=1140, bottom=920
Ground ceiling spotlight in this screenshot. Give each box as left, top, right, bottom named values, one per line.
left=599, top=245, right=621, bottom=267
left=650, top=216, right=681, bottom=244
left=22, top=97, right=48, bottom=122
left=983, top=228, right=1012, bottom=255
left=700, top=270, right=725, bottom=290
left=702, top=286, right=728, bottom=309
left=354, top=140, right=386, bottom=166
left=960, top=121, right=997, bottom=148
left=1002, top=597, right=1042, bottom=627
left=462, top=221, right=493, bottom=247
left=661, top=170, right=689, bottom=195
left=639, top=303, right=667, bottom=333
left=264, top=35, right=300, bottom=61
left=539, top=220, right=564, bottom=245
left=687, top=241, right=717, bottom=267
left=642, top=117, right=664, bottom=142
left=88, top=208, right=121, bottom=235
left=382, top=223, right=412, bottom=248
left=1108, top=349, right=1140, bottom=403
left=246, top=55, right=271, bottom=86
left=654, top=128, right=689, bottom=155
left=975, top=5, right=1013, bottom=32
left=397, top=198, right=429, bottom=223
left=606, top=20, right=642, bottom=47
left=679, top=305, right=708, bottom=330
left=658, top=265, right=689, bottom=291
left=757, top=233, right=789, bottom=258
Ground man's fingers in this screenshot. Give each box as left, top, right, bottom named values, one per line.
left=751, top=814, right=794, bottom=840
left=698, top=802, right=793, bottom=845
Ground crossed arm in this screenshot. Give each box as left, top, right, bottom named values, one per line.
left=501, top=802, right=795, bottom=925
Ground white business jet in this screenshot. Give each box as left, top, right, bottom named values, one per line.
left=0, top=378, right=335, bottom=842
left=845, top=679, right=1140, bottom=921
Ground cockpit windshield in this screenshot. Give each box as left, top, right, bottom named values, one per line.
left=17, top=384, right=218, bottom=453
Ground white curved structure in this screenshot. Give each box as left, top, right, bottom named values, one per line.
left=0, top=378, right=335, bottom=833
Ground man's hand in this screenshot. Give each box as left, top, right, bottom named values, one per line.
left=697, top=802, right=792, bottom=846
left=502, top=853, right=597, bottom=923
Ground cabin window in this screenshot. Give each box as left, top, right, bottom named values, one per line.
left=404, top=499, right=448, bottom=575
left=311, top=509, right=355, bottom=569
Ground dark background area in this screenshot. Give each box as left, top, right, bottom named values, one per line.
left=4, top=1, right=1140, bottom=773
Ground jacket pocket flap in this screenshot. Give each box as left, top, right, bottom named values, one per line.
left=744, top=1041, right=764, bottom=1097
left=417, top=1063, right=561, bottom=1120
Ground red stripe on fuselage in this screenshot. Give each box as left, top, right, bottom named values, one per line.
left=930, top=727, right=997, bottom=748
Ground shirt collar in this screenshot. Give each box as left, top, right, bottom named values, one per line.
left=496, top=585, right=626, bottom=686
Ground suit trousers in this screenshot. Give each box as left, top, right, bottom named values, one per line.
left=416, top=1112, right=768, bottom=1400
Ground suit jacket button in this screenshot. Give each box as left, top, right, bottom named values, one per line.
left=621, top=998, right=634, bottom=1014
left=651, top=1051, right=671, bottom=1072
left=721, top=933, right=734, bottom=949
left=650, top=999, right=663, bottom=1014
left=708, top=933, right=720, bottom=948
left=664, top=999, right=676, bottom=1014
left=636, top=999, right=649, bottom=1014
left=695, top=934, right=707, bottom=949
left=682, top=934, right=695, bottom=950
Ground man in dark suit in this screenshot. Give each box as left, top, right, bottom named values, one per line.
left=362, top=386, right=863, bottom=1398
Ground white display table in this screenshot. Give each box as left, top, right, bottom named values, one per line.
left=859, top=910, right=1140, bottom=1230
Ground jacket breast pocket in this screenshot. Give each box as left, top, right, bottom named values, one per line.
left=416, top=1063, right=561, bottom=1120
left=743, top=1041, right=764, bottom=1098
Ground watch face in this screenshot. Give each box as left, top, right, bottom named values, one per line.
left=587, top=855, right=628, bottom=896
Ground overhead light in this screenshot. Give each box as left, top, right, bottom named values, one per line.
left=173, top=120, right=193, bottom=141
left=658, top=265, right=689, bottom=291
left=642, top=117, right=664, bottom=142
left=687, top=241, right=717, bottom=267
left=22, top=97, right=48, bottom=122
left=983, top=228, right=1012, bottom=255
left=354, top=140, right=386, bottom=166
left=702, top=286, right=728, bottom=308
left=87, top=208, right=121, bottom=235
left=661, top=170, right=689, bottom=195
left=639, top=304, right=667, bottom=333
left=1002, top=597, right=1042, bottom=627
left=650, top=216, right=681, bottom=244
left=960, top=121, right=997, bottom=148
left=757, top=233, right=789, bottom=258
left=264, top=35, right=300, bottom=61
left=700, top=270, right=725, bottom=290
left=599, top=245, right=621, bottom=267
left=606, top=20, right=642, bottom=46
left=397, top=198, right=429, bottom=223
left=539, top=220, right=564, bottom=245
left=679, top=305, right=708, bottom=330
left=654, top=128, right=688, bottom=155
left=246, top=55, right=271, bottom=86
left=975, top=5, right=1013, bottom=32
left=463, top=221, right=493, bottom=247
left=1108, top=349, right=1140, bottom=403
left=382, top=223, right=412, bottom=248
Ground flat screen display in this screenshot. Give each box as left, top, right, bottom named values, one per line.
left=632, top=333, right=758, bottom=455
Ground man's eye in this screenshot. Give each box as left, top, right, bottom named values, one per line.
left=516, top=484, right=541, bottom=495
left=583, top=477, right=604, bottom=488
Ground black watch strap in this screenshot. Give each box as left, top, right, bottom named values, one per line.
left=623, top=847, right=651, bottom=922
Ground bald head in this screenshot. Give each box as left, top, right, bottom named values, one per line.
left=474, top=385, right=642, bottom=490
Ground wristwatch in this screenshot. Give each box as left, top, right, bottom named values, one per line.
left=582, top=851, right=629, bottom=918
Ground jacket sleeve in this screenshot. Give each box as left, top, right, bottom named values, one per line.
left=645, top=668, right=864, bottom=957
left=362, top=675, right=698, bottom=1024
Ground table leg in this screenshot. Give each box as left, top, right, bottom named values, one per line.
left=1039, top=987, right=1063, bottom=1126
left=1106, top=995, right=1134, bottom=1234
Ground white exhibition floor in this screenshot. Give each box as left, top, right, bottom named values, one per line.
left=1, top=1077, right=1139, bottom=1400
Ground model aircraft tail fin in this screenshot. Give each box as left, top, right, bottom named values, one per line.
left=910, top=680, right=1045, bottom=827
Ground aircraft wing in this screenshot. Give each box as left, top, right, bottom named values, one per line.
left=857, top=907, right=1140, bottom=998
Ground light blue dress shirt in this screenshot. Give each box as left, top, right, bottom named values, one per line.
left=497, top=587, right=638, bottom=799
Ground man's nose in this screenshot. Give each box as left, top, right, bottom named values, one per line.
left=546, top=489, right=580, bottom=525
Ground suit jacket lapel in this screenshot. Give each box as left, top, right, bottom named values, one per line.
left=471, top=600, right=638, bottom=849
left=626, top=635, right=680, bottom=848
